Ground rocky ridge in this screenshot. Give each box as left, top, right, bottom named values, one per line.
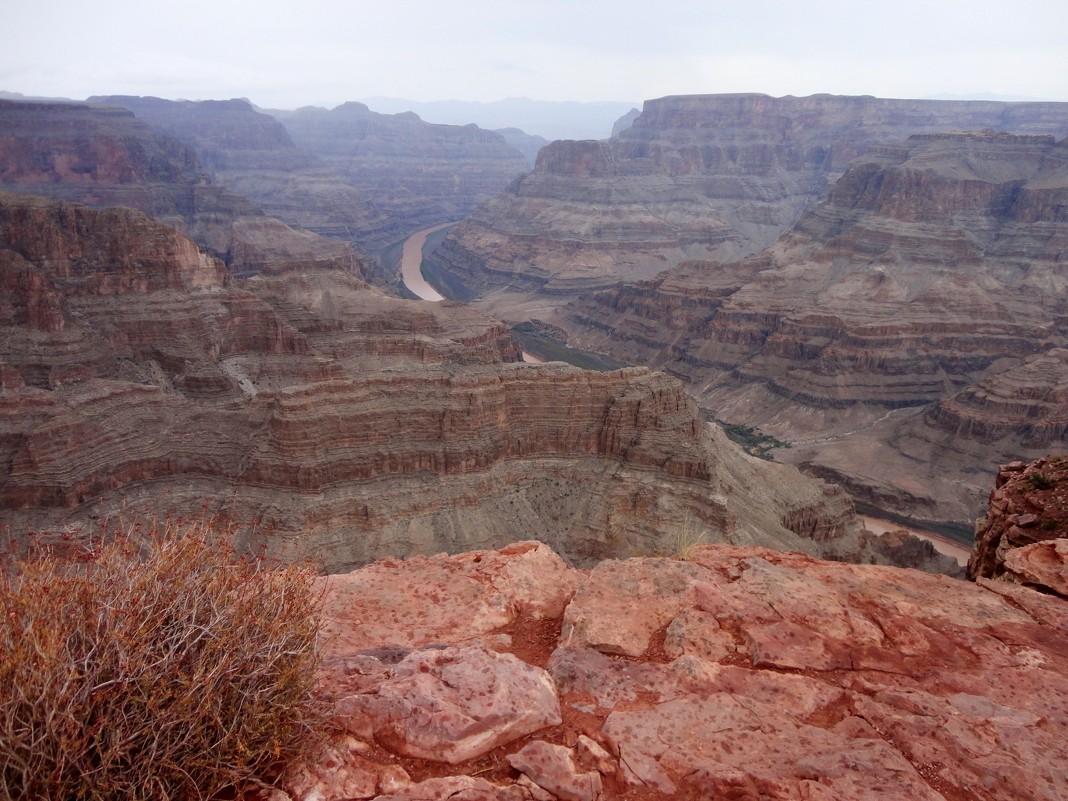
left=90, top=96, right=533, bottom=255
left=0, top=99, right=363, bottom=277
left=561, top=131, right=1068, bottom=525
left=0, top=192, right=933, bottom=573
left=275, top=539, right=1068, bottom=800
left=970, top=456, right=1068, bottom=596
left=436, top=93, right=1068, bottom=303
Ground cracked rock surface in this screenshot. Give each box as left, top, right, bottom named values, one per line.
left=281, top=539, right=1068, bottom=800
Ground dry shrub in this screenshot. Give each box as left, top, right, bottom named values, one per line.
left=0, top=519, right=326, bottom=801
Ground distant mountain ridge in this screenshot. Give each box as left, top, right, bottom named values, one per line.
left=360, top=96, right=638, bottom=141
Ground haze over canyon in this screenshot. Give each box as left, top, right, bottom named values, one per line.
left=3, top=84, right=1068, bottom=799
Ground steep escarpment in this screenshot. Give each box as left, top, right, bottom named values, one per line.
left=276, top=102, right=529, bottom=242
left=436, top=93, right=1068, bottom=306
left=0, top=193, right=907, bottom=573
left=1, top=358, right=878, bottom=572
left=278, top=541, right=1068, bottom=801
left=564, top=132, right=1068, bottom=526
left=0, top=99, right=362, bottom=276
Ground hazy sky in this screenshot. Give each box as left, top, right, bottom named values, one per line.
left=4, top=0, right=1067, bottom=108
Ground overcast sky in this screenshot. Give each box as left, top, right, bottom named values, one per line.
left=4, top=0, right=1067, bottom=108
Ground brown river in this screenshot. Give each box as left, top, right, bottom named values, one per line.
left=399, top=223, right=543, bottom=363
left=860, top=516, right=971, bottom=567
left=399, top=223, right=451, bottom=301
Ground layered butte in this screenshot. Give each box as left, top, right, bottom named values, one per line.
left=0, top=193, right=941, bottom=573
left=435, top=93, right=1068, bottom=300
left=563, top=131, right=1068, bottom=525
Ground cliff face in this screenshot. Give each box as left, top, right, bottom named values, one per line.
left=0, top=100, right=363, bottom=277
left=277, top=540, right=1068, bottom=801
left=437, top=93, right=1068, bottom=300
left=970, top=456, right=1068, bottom=597
left=55, top=96, right=542, bottom=257
left=89, top=96, right=396, bottom=249
left=562, top=131, right=1068, bottom=525
left=276, top=102, right=529, bottom=243
left=0, top=193, right=909, bottom=573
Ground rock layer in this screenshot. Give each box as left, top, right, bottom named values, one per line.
left=438, top=93, right=1068, bottom=297
left=283, top=540, right=1068, bottom=800
left=276, top=102, right=529, bottom=244
left=91, top=95, right=533, bottom=256
left=90, top=95, right=395, bottom=249
left=0, top=99, right=363, bottom=277
left=562, top=131, right=1068, bottom=526
left=0, top=193, right=913, bottom=572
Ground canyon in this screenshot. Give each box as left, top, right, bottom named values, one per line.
left=415, top=95, right=1068, bottom=530
left=435, top=94, right=1068, bottom=300
left=558, top=130, right=1068, bottom=527
left=90, top=96, right=530, bottom=257
left=3, top=86, right=1068, bottom=800
left=0, top=98, right=366, bottom=278
left=1, top=191, right=948, bottom=574
left=7, top=91, right=1068, bottom=543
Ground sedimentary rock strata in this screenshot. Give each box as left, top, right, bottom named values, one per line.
left=437, top=93, right=1068, bottom=299
left=0, top=99, right=362, bottom=276
left=89, top=96, right=396, bottom=249
left=285, top=540, right=1068, bottom=800
left=562, top=131, right=1068, bottom=526
left=1, top=193, right=919, bottom=572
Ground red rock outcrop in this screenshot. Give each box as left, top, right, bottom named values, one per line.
left=969, top=456, right=1068, bottom=596
left=1, top=193, right=904, bottom=573
left=436, top=93, right=1068, bottom=300
left=282, top=540, right=1068, bottom=800
left=0, top=99, right=364, bottom=277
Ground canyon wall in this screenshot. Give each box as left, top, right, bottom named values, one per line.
left=0, top=99, right=364, bottom=277
left=436, top=93, right=1068, bottom=301
left=275, top=102, right=529, bottom=246
left=0, top=193, right=928, bottom=573
left=89, top=96, right=532, bottom=259
left=90, top=96, right=396, bottom=249
left=561, top=131, right=1068, bottom=526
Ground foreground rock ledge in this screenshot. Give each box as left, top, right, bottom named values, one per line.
left=285, top=540, right=1068, bottom=801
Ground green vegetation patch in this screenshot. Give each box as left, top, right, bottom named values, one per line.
left=1027, top=471, right=1057, bottom=491
left=716, top=420, right=790, bottom=461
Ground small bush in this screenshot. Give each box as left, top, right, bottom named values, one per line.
left=0, top=519, right=326, bottom=801
left=1028, top=472, right=1056, bottom=491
